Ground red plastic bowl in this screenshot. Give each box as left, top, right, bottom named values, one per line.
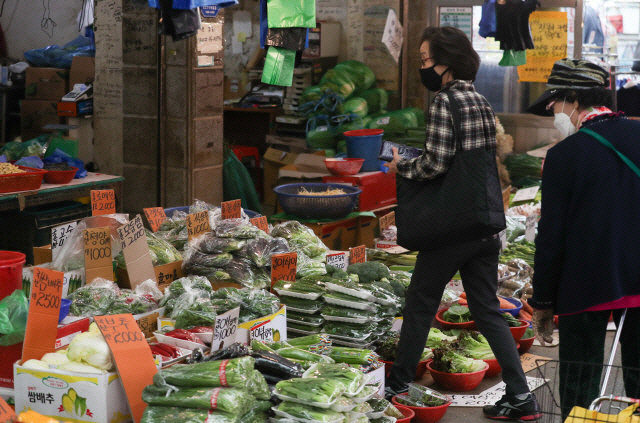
left=518, top=336, right=535, bottom=354
left=393, top=404, right=416, bottom=423
left=392, top=393, right=452, bottom=423
left=381, top=359, right=431, bottom=380
left=435, top=308, right=477, bottom=330
left=483, top=358, right=502, bottom=377
left=427, top=361, right=488, bottom=392
left=44, top=166, right=78, bottom=184
left=324, top=158, right=364, bottom=176
left=510, top=319, right=530, bottom=342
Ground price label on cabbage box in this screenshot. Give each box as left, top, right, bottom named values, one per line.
left=250, top=216, right=269, bottom=233
left=326, top=252, right=347, bottom=271
left=144, top=207, right=167, bottom=232
left=221, top=199, right=242, bottom=220
left=525, top=215, right=537, bottom=242
left=186, top=210, right=211, bottom=241
left=349, top=245, right=366, bottom=265
left=271, top=252, right=297, bottom=288
left=91, top=189, right=116, bottom=216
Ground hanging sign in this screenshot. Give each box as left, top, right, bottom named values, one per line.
left=439, top=7, right=473, bottom=39
left=518, top=11, right=568, bottom=83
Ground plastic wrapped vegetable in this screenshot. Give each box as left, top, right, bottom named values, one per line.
left=154, top=357, right=255, bottom=388
left=275, top=401, right=346, bottom=423
left=358, top=88, right=388, bottom=115
left=323, top=321, right=375, bottom=340
left=277, top=348, right=334, bottom=365
left=286, top=334, right=331, bottom=352
left=271, top=221, right=328, bottom=260
left=190, top=232, right=247, bottom=254
left=140, top=406, right=266, bottom=423
left=67, top=279, right=118, bottom=317
left=182, top=249, right=234, bottom=275
left=288, top=312, right=325, bottom=325
left=327, top=347, right=380, bottom=366
left=276, top=378, right=346, bottom=408
left=221, top=258, right=268, bottom=290
left=251, top=350, right=304, bottom=380
left=156, top=211, right=188, bottom=251
left=295, top=251, right=329, bottom=279
left=142, top=385, right=255, bottom=414
left=170, top=290, right=217, bottom=329
left=237, top=236, right=289, bottom=267
left=158, top=276, right=211, bottom=315
left=278, top=296, right=325, bottom=313
left=116, top=229, right=182, bottom=269
left=303, top=363, right=366, bottom=396
left=322, top=305, right=376, bottom=320
left=215, top=219, right=263, bottom=239
left=110, top=289, right=158, bottom=315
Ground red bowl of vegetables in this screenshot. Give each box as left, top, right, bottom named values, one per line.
left=518, top=329, right=535, bottom=354
left=392, top=393, right=452, bottom=423
left=509, top=319, right=530, bottom=342
left=482, top=358, right=502, bottom=377
left=427, top=361, right=488, bottom=392
left=436, top=307, right=477, bottom=330
left=393, top=404, right=416, bottom=423
left=324, top=158, right=365, bottom=176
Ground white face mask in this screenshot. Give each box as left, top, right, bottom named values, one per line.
left=553, top=105, right=577, bottom=138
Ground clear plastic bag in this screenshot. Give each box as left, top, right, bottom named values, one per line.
left=289, top=246, right=327, bottom=279
left=271, top=221, right=328, bottom=260
left=237, top=236, right=290, bottom=267
left=224, top=288, right=281, bottom=323
left=68, top=278, right=119, bottom=317
left=170, top=290, right=217, bottom=329
left=215, top=219, right=263, bottom=239
left=183, top=249, right=234, bottom=274
left=156, top=211, right=188, bottom=251
left=0, top=289, right=28, bottom=346
left=222, top=258, right=269, bottom=290
left=190, top=233, right=247, bottom=254
left=52, top=214, right=129, bottom=272
left=111, top=288, right=159, bottom=315
left=158, top=276, right=212, bottom=315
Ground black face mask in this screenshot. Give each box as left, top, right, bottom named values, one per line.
left=420, top=65, right=447, bottom=92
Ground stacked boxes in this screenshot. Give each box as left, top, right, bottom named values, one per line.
left=283, top=68, right=312, bottom=116
left=22, top=68, right=68, bottom=139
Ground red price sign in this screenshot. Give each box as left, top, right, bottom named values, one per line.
left=0, top=397, right=17, bottom=423
left=271, top=252, right=298, bottom=288
left=221, top=199, right=242, bottom=220
left=91, top=189, right=116, bottom=216
left=144, top=207, right=167, bottom=232
left=349, top=245, right=366, bottom=265
left=186, top=210, right=211, bottom=241
left=95, top=314, right=157, bottom=423
left=23, top=267, right=64, bottom=363
left=250, top=216, right=269, bottom=233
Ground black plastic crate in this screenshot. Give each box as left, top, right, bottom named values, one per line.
left=0, top=201, right=91, bottom=265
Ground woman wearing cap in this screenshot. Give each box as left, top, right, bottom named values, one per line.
left=384, top=27, right=540, bottom=421
left=528, top=58, right=640, bottom=416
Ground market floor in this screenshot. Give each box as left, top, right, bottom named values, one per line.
left=419, top=331, right=625, bottom=423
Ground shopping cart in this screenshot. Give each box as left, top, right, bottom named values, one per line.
left=533, top=309, right=640, bottom=422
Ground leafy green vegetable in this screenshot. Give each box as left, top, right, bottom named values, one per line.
left=523, top=327, right=534, bottom=339
left=276, top=401, right=346, bottom=423
left=271, top=221, right=328, bottom=260
left=458, top=331, right=495, bottom=360
left=322, top=305, right=375, bottom=319
left=153, top=357, right=255, bottom=388
left=142, top=385, right=255, bottom=414
left=67, top=280, right=117, bottom=317
left=323, top=321, right=375, bottom=339
left=140, top=406, right=266, bottom=423
left=276, top=378, right=346, bottom=405
left=442, top=305, right=473, bottom=323
left=304, top=363, right=365, bottom=395
left=426, top=328, right=458, bottom=349
left=432, top=348, right=487, bottom=374
left=328, top=347, right=379, bottom=366
left=277, top=348, right=333, bottom=364
left=502, top=312, right=522, bottom=327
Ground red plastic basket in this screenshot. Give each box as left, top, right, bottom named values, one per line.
left=44, top=166, right=78, bottom=184
left=0, top=166, right=47, bottom=193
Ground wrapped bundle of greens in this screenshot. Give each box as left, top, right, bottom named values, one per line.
left=271, top=221, right=328, bottom=260
left=190, top=232, right=247, bottom=254
left=153, top=357, right=255, bottom=388
left=156, top=211, right=188, bottom=251
left=215, top=219, right=263, bottom=239
left=322, top=305, right=376, bottom=320
left=110, top=290, right=158, bottom=315
left=323, top=321, right=376, bottom=340
left=278, top=296, right=325, bottom=313
left=277, top=348, right=334, bottom=365
left=303, top=363, right=366, bottom=396
left=220, top=258, right=269, bottom=290
left=247, top=370, right=271, bottom=400
left=158, top=276, right=212, bottom=315
left=68, top=279, right=118, bottom=317
left=182, top=250, right=234, bottom=275
left=276, top=378, right=346, bottom=408
left=212, top=287, right=281, bottom=323
left=170, top=290, right=217, bottom=329
left=142, top=385, right=255, bottom=415
left=237, top=236, right=289, bottom=267
left=275, top=401, right=346, bottom=423
left=115, top=229, right=182, bottom=269
left=140, top=406, right=267, bottom=423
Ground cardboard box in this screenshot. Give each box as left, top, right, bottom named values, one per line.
left=116, top=260, right=184, bottom=291
left=56, top=317, right=91, bottom=350
left=265, top=134, right=307, bottom=154
left=502, top=185, right=511, bottom=212
left=303, top=22, right=341, bottom=58
left=323, top=171, right=397, bottom=211
left=14, top=363, right=132, bottom=423
left=69, top=56, right=95, bottom=87
left=22, top=267, right=85, bottom=299
left=21, top=99, right=63, bottom=136
left=33, top=245, right=53, bottom=266
left=263, top=148, right=299, bottom=206
left=367, top=365, right=386, bottom=397
left=134, top=307, right=165, bottom=338
left=25, top=67, right=69, bottom=100
left=57, top=99, right=93, bottom=117
left=238, top=305, right=287, bottom=344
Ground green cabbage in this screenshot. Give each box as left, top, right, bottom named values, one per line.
left=358, top=88, right=388, bottom=114
left=342, top=97, right=368, bottom=119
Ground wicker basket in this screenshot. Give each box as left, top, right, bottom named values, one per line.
left=274, top=183, right=361, bottom=220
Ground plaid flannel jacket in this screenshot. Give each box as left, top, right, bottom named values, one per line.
left=397, top=80, right=497, bottom=180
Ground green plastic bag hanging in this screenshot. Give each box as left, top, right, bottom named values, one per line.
left=0, top=290, right=28, bottom=346
left=223, top=151, right=262, bottom=215
left=499, top=50, right=527, bottom=67
left=267, top=0, right=316, bottom=28
left=261, top=47, right=296, bottom=86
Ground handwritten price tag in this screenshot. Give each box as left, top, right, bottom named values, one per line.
left=23, top=267, right=64, bottom=362
left=349, top=245, right=366, bottom=265
left=212, top=307, right=240, bottom=351
left=379, top=211, right=395, bottom=231
left=0, top=397, right=17, bottom=423
left=52, top=221, right=77, bottom=261
left=250, top=216, right=269, bottom=233
left=117, top=215, right=155, bottom=287
left=525, top=215, right=537, bottom=242
left=95, top=315, right=157, bottom=423
left=91, top=189, right=116, bottom=216
left=221, top=199, right=242, bottom=220
left=512, top=186, right=540, bottom=203
left=326, top=252, right=347, bottom=271
left=84, top=227, right=113, bottom=282
left=271, top=252, right=298, bottom=288
left=186, top=210, right=211, bottom=241
left=144, top=207, right=167, bottom=232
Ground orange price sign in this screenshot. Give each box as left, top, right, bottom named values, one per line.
left=91, top=189, right=116, bottom=216
left=84, top=227, right=113, bottom=282
left=379, top=211, right=396, bottom=231
left=94, top=314, right=157, bottom=423
left=143, top=207, right=167, bottom=232
left=250, top=216, right=269, bottom=233
left=221, top=199, right=242, bottom=220
left=271, top=252, right=298, bottom=288
left=23, top=267, right=64, bottom=363
left=186, top=210, right=211, bottom=241
left=349, top=245, right=366, bottom=265
left=0, top=396, right=17, bottom=423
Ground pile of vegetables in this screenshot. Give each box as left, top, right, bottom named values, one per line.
left=115, top=229, right=182, bottom=269
left=500, top=240, right=536, bottom=267
left=431, top=346, right=487, bottom=374
left=442, top=305, right=473, bottom=323
left=504, top=154, right=543, bottom=188
left=68, top=279, right=162, bottom=318
left=394, top=383, right=449, bottom=408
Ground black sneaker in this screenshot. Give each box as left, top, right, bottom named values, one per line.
left=483, top=393, right=542, bottom=421
left=384, top=383, right=408, bottom=401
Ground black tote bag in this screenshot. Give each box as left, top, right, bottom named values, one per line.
left=396, top=91, right=506, bottom=251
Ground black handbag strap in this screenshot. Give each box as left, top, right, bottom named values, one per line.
left=444, top=90, right=464, bottom=151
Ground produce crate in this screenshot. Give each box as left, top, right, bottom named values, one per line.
left=0, top=201, right=91, bottom=264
